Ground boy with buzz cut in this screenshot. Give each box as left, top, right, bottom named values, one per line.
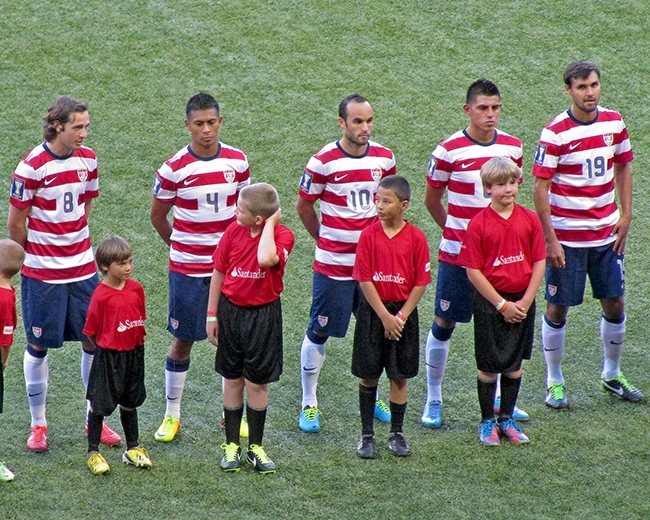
left=0, top=239, right=25, bottom=481
left=352, top=176, right=430, bottom=459
left=458, top=158, right=546, bottom=446
left=84, top=237, right=151, bottom=475
left=207, top=183, right=294, bottom=474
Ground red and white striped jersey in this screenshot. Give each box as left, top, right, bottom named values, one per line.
left=532, top=107, right=633, bottom=248
left=10, top=143, right=99, bottom=283
left=298, top=140, right=396, bottom=280
left=427, top=129, right=522, bottom=266
left=153, top=143, right=250, bottom=277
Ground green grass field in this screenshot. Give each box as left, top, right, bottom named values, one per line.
left=1, top=1, right=650, bottom=518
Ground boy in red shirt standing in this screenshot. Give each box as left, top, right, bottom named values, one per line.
left=0, top=239, right=25, bottom=481
left=352, top=176, right=431, bottom=458
left=459, top=158, right=546, bottom=446
left=207, top=183, right=294, bottom=474
left=84, top=237, right=150, bottom=474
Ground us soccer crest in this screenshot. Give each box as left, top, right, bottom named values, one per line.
left=32, top=327, right=42, bottom=338
left=371, top=168, right=382, bottom=182
left=440, top=300, right=450, bottom=312
left=77, top=169, right=88, bottom=182
left=170, top=319, right=179, bottom=330
left=603, top=133, right=614, bottom=147
left=224, top=169, right=236, bottom=183
left=317, top=315, right=328, bottom=328
left=548, top=285, right=557, bottom=297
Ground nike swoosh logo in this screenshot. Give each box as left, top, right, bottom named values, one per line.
left=602, top=382, right=623, bottom=396
left=28, top=392, right=43, bottom=397
left=184, top=178, right=199, bottom=185
left=569, top=142, right=581, bottom=150
left=167, top=396, right=179, bottom=401
left=610, top=340, right=624, bottom=345
left=303, top=366, right=318, bottom=372
left=334, top=174, right=348, bottom=181
left=461, top=162, right=475, bottom=169
left=44, top=177, right=56, bottom=185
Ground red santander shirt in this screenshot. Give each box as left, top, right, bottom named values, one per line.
left=212, top=222, right=294, bottom=307
left=83, top=278, right=146, bottom=351
left=459, top=204, right=546, bottom=293
left=353, top=221, right=431, bottom=301
left=0, top=287, right=17, bottom=347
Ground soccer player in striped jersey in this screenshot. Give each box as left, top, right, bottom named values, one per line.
left=421, top=80, right=528, bottom=429
left=8, top=96, right=121, bottom=451
left=297, top=94, right=396, bottom=432
left=151, top=93, right=250, bottom=442
left=533, top=61, right=642, bottom=409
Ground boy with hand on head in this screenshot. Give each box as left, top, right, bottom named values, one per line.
left=84, top=237, right=150, bottom=475
left=207, top=183, right=294, bottom=474
left=352, top=176, right=430, bottom=459
left=0, top=239, right=25, bottom=481
left=458, top=158, right=545, bottom=446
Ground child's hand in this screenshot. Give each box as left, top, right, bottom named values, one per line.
left=266, top=208, right=282, bottom=227
left=381, top=314, right=404, bottom=341
left=501, top=301, right=527, bottom=323
left=206, top=320, right=219, bottom=346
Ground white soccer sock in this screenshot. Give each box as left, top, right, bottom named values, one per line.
left=165, top=369, right=188, bottom=420
left=81, top=349, right=94, bottom=415
left=300, top=335, right=326, bottom=409
left=24, top=349, right=49, bottom=428
left=541, top=316, right=565, bottom=387
left=600, top=315, right=625, bottom=380
left=425, top=330, right=449, bottom=403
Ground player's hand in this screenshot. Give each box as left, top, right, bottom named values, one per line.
left=206, top=320, right=219, bottom=346
left=501, top=301, right=527, bottom=323
left=546, top=239, right=566, bottom=269
left=611, top=215, right=631, bottom=255
left=381, top=314, right=403, bottom=341
left=266, top=208, right=282, bottom=227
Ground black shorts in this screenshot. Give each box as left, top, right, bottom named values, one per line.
left=352, top=297, right=420, bottom=380
left=215, top=293, right=283, bottom=385
left=86, top=345, right=146, bottom=416
left=473, top=290, right=535, bottom=374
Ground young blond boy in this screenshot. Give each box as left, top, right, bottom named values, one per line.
left=207, top=183, right=294, bottom=474
left=84, top=237, right=150, bottom=474
left=0, top=239, right=25, bottom=481
left=458, top=157, right=546, bottom=445
left=352, top=176, right=430, bottom=458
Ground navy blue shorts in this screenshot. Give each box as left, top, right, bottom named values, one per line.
left=21, top=274, right=99, bottom=349
left=306, top=272, right=363, bottom=339
left=434, top=261, right=475, bottom=324
left=545, top=244, right=625, bottom=306
left=168, top=270, right=211, bottom=341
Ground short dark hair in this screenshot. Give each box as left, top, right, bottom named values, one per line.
left=466, top=79, right=500, bottom=104
left=564, top=60, right=601, bottom=87
left=186, top=92, right=220, bottom=118
left=339, top=93, right=369, bottom=120
left=95, top=236, right=133, bottom=276
left=378, top=175, right=411, bottom=202
left=43, top=96, right=88, bottom=142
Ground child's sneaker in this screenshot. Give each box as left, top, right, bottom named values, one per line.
left=388, top=432, right=411, bottom=457
left=374, top=400, right=391, bottom=423
left=220, top=442, right=241, bottom=472
left=299, top=406, right=321, bottom=432
left=498, top=418, right=530, bottom=444
left=478, top=419, right=500, bottom=446
left=27, top=425, right=48, bottom=452
left=0, top=462, right=15, bottom=481
left=356, top=434, right=376, bottom=459
left=246, top=444, right=276, bottom=474
left=87, top=453, right=110, bottom=475
left=154, top=415, right=180, bottom=442
left=123, top=446, right=153, bottom=468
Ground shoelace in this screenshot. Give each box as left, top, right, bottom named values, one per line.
left=221, top=443, right=239, bottom=462
left=550, top=384, right=564, bottom=399
left=376, top=401, right=390, bottom=414
left=32, top=426, right=45, bottom=441
left=303, top=407, right=320, bottom=420
left=249, top=445, right=271, bottom=463
left=480, top=421, right=496, bottom=436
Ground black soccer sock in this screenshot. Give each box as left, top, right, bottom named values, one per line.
left=389, top=401, right=407, bottom=434
left=87, top=410, right=104, bottom=453
left=120, top=407, right=139, bottom=450
left=477, top=378, right=497, bottom=422
left=498, top=375, right=522, bottom=422
left=224, top=405, right=244, bottom=445
left=246, top=404, right=267, bottom=447
left=359, top=384, right=377, bottom=436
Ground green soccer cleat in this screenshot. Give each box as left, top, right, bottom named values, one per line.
left=246, top=444, right=276, bottom=474
left=545, top=382, right=569, bottom=410
left=220, top=442, right=241, bottom=472
left=155, top=415, right=180, bottom=442
left=602, top=374, right=644, bottom=402
left=0, top=462, right=15, bottom=481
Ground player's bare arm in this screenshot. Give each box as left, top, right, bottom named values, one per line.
left=295, top=196, right=320, bottom=241
left=258, top=209, right=282, bottom=267
left=533, top=176, right=565, bottom=269
left=84, top=199, right=93, bottom=220
left=206, top=269, right=225, bottom=346
left=7, top=205, right=30, bottom=249
left=424, top=184, right=447, bottom=230
left=514, top=259, right=546, bottom=314
left=398, top=285, right=427, bottom=323
left=466, top=267, right=526, bottom=323
left=359, top=281, right=404, bottom=340
left=150, top=198, right=174, bottom=247
left=612, top=162, right=632, bottom=255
